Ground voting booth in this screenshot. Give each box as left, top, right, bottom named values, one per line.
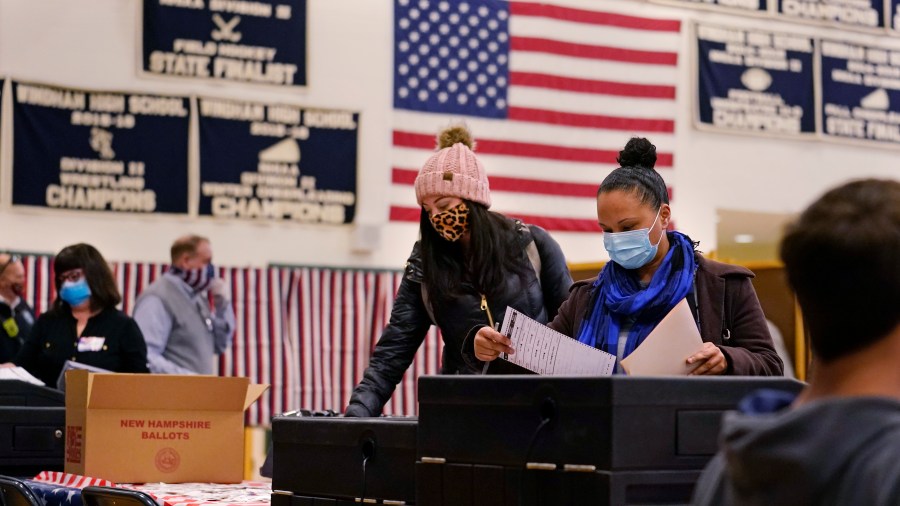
left=0, top=380, right=66, bottom=476
left=267, top=376, right=803, bottom=505
left=271, top=416, right=418, bottom=505
left=416, top=375, right=805, bottom=505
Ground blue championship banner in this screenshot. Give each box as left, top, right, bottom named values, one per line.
left=776, top=0, right=884, bottom=30
left=655, top=0, right=767, bottom=13
left=892, top=0, right=900, bottom=30
left=0, top=79, right=4, bottom=147
left=821, top=40, right=900, bottom=144
left=143, top=0, right=307, bottom=86
left=198, top=98, right=358, bottom=223
left=696, top=24, right=815, bottom=136
left=11, top=82, right=190, bottom=214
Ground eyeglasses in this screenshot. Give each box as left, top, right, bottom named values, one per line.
left=57, top=269, right=85, bottom=283
left=0, top=254, right=21, bottom=276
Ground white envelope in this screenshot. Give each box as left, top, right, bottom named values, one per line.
left=620, top=298, right=705, bottom=376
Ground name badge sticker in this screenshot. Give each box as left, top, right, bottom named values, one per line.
left=77, top=337, right=106, bottom=352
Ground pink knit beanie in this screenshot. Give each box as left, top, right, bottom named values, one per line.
left=414, top=125, right=491, bottom=208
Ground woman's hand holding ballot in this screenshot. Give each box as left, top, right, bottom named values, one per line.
left=474, top=326, right=515, bottom=362
left=477, top=322, right=727, bottom=375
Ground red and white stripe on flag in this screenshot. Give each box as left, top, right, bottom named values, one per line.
left=282, top=267, right=440, bottom=417
left=391, top=0, right=681, bottom=232
left=33, top=471, right=116, bottom=488
left=21, top=255, right=55, bottom=316
left=218, top=266, right=297, bottom=425
left=21, top=254, right=438, bottom=423
left=114, top=262, right=167, bottom=316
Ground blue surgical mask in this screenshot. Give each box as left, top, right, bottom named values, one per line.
left=60, top=278, right=92, bottom=307
left=603, top=208, right=664, bottom=270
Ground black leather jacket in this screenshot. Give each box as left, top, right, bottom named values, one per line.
left=346, top=221, right=572, bottom=416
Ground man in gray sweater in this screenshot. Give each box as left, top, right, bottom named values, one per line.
left=692, top=178, right=900, bottom=506
left=134, top=235, right=235, bottom=374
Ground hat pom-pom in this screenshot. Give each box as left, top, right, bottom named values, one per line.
left=437, top=124, right=475, bottom=150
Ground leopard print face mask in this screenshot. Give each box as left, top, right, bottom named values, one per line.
left=430, top=202, right=470, bottom=242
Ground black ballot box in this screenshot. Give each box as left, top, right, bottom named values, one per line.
left=416, top=464, right=701, bottom=506
left=0, top=380, right=66, bottom=476
left=271, top=493, right=365, bottom=506
left=271, top=415, right=418, bottom=505
left=415, top=375, right=805, bottom=505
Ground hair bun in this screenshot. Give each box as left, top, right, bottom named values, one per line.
left=616, top=137, right=657, bottom=170
left=437, top=124, right=475, bottom=150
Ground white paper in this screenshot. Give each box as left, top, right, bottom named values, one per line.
left=498, top=307, right=615, bottom=376
left=57, top=360, right=111, bottom=391
left=0, top=366, right=46, bottom=386
left=620, top=298, right=705, bottom=376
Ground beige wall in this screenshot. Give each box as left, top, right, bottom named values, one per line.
left=0, top=0, right=897, bottom=268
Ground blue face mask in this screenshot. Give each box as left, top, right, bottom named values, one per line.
left=60, top=278, right=92, bottom=307
left=603, top=208, right=664, bottom=270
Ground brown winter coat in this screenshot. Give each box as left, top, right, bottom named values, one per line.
left=549, top=255, right=783, bottom=376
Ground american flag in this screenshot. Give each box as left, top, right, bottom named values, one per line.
left=390, top=0, right=680, bottom=232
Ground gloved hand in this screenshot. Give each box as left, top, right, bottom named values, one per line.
left=344, top=403, right=374, bottom=417
left=208, top=278, right=230, bottom=308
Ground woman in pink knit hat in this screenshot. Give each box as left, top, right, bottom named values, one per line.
left=345, top=125, right=573, bottom=417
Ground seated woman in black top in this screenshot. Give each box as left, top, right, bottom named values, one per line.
left=13, top=243, right=149, bottom=386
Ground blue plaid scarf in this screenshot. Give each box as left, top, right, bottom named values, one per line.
left=576, top=231, right=697, bottom=366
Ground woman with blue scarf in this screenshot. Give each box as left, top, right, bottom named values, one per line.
left=474, top=138, right=783, bottom=376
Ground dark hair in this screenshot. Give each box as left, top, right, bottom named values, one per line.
left=780, top=179, right=900, bottom=362
left=419, top=200, right=529, bottom=301
left=598, top=137, right=668, bottom=210
left=170, top=234, right=209, bottom=263
left=53, top=243, right=121, bottom=312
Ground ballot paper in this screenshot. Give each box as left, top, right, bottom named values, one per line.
left=0, top=366, right=45, bottom=386
left=498, top=307, right=615, bottom=376
left=620, top=298, right=704, bottom=376
left=56, top=360, right=111, bottom=392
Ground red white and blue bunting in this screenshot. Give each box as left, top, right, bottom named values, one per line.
left=20, top=255, right=441, bottom=424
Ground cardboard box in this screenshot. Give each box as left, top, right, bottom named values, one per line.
left=64, top=370, right=268, bottom=484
